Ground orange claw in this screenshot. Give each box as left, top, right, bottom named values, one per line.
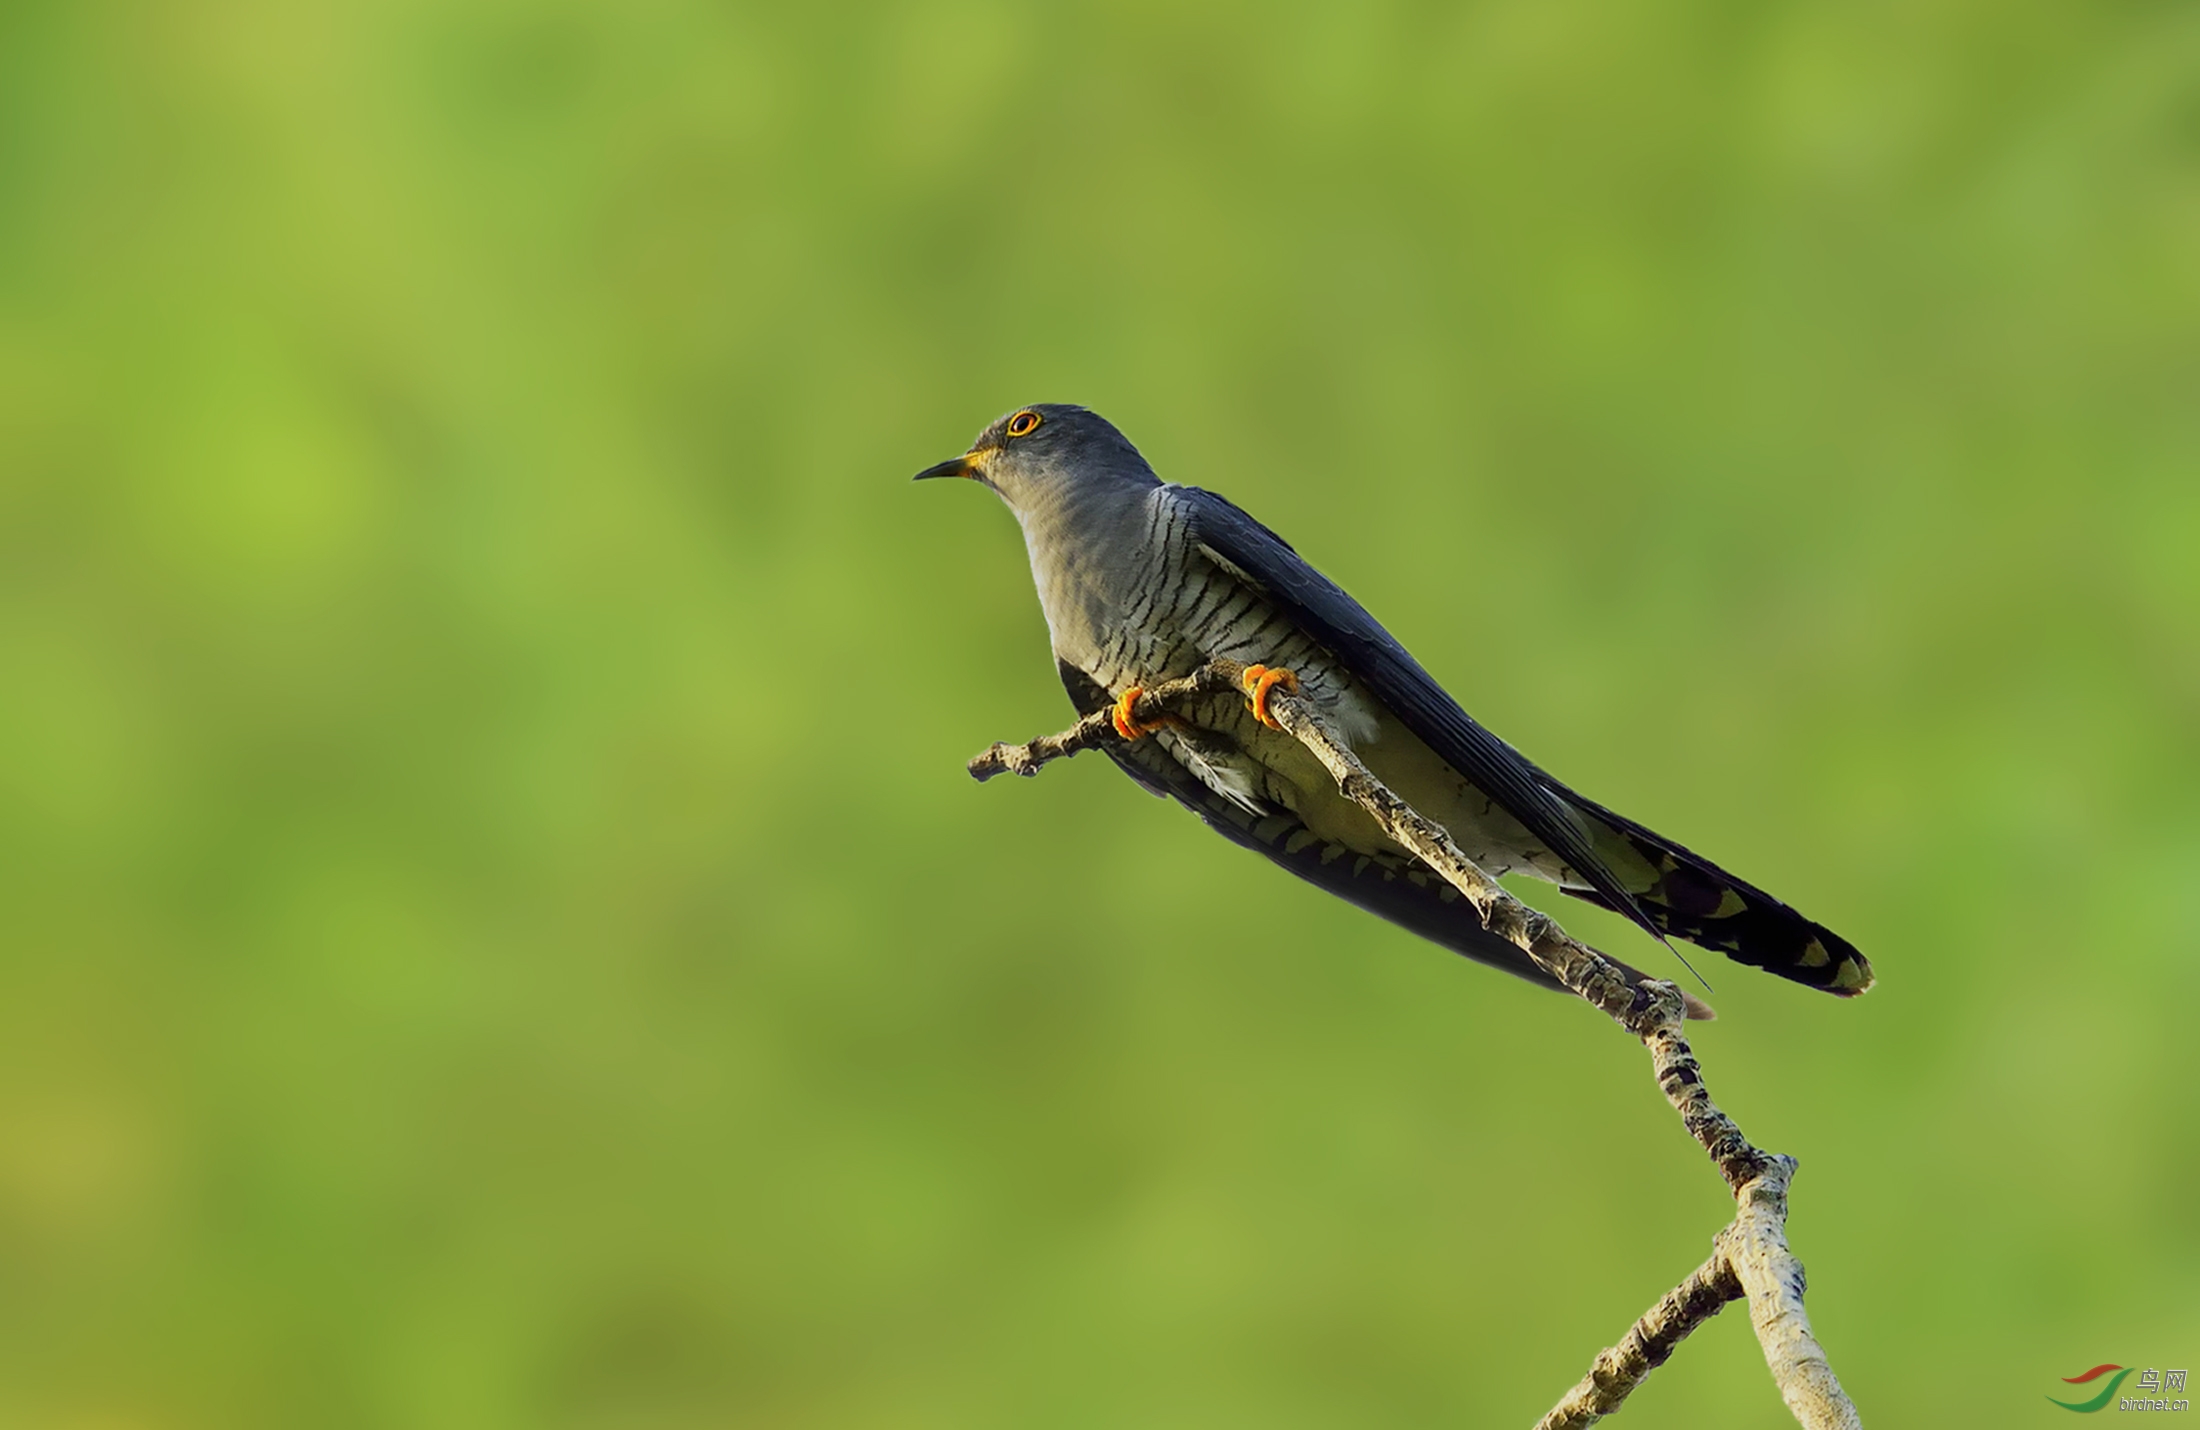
left=1240, top=663, right=1299, bottom=729
left=1111, top=686, right=1189, bottom=740
left=1111, top=686, right=1160, bottom=740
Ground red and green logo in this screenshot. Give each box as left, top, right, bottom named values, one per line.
left=2051, top=1365, right=2133, bottom=1413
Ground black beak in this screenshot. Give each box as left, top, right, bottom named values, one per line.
left=911, top=455, right=972, bottom=482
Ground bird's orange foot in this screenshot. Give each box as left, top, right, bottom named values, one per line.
left=1240, top=664, right=1300, bottom=729
left=1110, top=686, right=1178, bottom=740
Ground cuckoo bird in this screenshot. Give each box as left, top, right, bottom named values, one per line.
left=917, top=404, right=1872, bottom=1014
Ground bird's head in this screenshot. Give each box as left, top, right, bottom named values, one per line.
left=912, top=404, right=1159, bottom=511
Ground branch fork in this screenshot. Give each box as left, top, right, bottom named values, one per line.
left=967, top=658, right=1861, bottom=1428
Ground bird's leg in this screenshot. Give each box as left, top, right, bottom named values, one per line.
left=1110, top=686, right=1183, bottom=741
left=1239, top=664, right=1300, bottom=730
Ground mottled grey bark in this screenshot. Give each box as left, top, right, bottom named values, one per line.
left=967, top=658, right=1861, bottom=1429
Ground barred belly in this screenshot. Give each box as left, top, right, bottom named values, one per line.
left=1114, top=546, right=1568, bottom=885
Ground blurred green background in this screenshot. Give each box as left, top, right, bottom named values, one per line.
left=3, top=0, right=2196, bottom=1425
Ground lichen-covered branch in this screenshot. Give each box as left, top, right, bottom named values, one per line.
left=1723, top=1157, right=1860, bottom=1430
left=965, top=664, right=1239, bottom=783
left=965, top=658, right=1860, bottom=1428
left=1535, top=1152, right=1859, bottom=1430
left=1534, top=1253, right=1740, bottom=1429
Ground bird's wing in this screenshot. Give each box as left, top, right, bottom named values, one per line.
left=1169, top=483, right=1663, bottom=942
left=1054, top=660, right=1584, bottom=1000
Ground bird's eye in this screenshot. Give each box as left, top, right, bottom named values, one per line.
left=1005, top=410, right=1042, bottom=438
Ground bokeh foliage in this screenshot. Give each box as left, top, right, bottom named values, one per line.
left=2, top=0, right=2196, bottom=1425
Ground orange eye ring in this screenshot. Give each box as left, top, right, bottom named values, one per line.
left=1005, top=410, right=1042, bottom=438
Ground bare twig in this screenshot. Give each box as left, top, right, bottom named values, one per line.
left=1535, top=1253, right=1740, bottom=1428
left=966, top=658, right=1860, bottom=1428
left=1536, top=1152, right=1859, bottom=1430
left=965, top=664, right=1240, bottom=783
left=1723, top=1158, right=1860, bottom=1430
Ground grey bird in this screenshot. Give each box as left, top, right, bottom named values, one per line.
left=917, top=404, right=1872, bottom=1014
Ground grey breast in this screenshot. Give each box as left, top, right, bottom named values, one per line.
left=1066, top=487, right=1380, bottom=820
left=1062, top=488, right=1341, bottom=694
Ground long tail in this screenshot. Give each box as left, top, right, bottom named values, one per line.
left=1561, top=794, right=1874, bottom=996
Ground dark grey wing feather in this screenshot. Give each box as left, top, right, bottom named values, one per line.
left=1055, top=661, right=1577, bottom=996
left=1171, top=484, right=1664, bottom=941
